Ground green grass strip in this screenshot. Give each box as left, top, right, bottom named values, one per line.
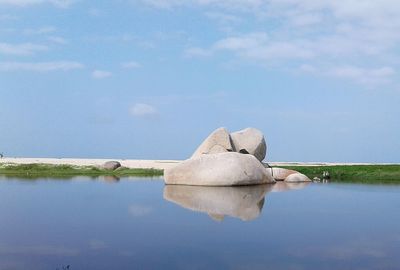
left=278, top=165, right=400, bottom=184
left=0, top=163, right=163, bottom=179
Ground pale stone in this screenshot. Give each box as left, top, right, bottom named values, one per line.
left=163, top=184, right=274, bottom=221
left=191, top=127, right=234, bottom=159
left=284, top=173, right=312, bottom=182
left=231, top=128, right=266, bottom=161
left=164, top=152, right=275, bottom=186
left=270, top=167, right=299, bottom=181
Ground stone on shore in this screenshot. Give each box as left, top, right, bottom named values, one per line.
left=102, top=161, right=121, bottom=170
left=284, top=173, right=312, bottom=183
left=270, top=167, right=299, bottom=181
left=191, top=127, right=234, bottom=159
left=231, top=128, right=266, bottom=161
left=165, top=152, right=275, bottom=186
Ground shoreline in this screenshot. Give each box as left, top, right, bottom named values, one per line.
left=1, top=157, right=399, bottom=170
left=0, top=158, right=399, bottom=182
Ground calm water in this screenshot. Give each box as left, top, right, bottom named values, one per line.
left=0, top=177, right=399, bottom=270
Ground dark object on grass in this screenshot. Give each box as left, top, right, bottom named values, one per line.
left=322, top=171, right=330, bottom=179
left=102, top=161, right=121, bottom=170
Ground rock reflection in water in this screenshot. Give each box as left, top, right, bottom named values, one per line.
left=164, top=184, right=274, bottom=221
left=271, top=181, right=311, bottom=192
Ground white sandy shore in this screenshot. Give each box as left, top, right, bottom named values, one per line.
left=0, top=157, right=398, bottom=170
left=0, top=158, right=180, bottom=170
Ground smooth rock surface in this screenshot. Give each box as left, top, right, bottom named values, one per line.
left=164, top=184, right=274, bottom=221
left=102, top=161, right=121, bottom=170
left=284, top=173, right=312, bottom=183
left=191, top=127, right=234, bottom=159
left=270, top=167, right=299, bottom=181
left=231, top=128, right=266, bottom=161
left=164, top=152, right=275, bottom=186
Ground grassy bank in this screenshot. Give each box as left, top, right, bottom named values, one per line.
left=1, top=163, right=399, bottom=183
left=279, top=165, right=400, bottom=183
left=0, top=163, right=164, bottom=179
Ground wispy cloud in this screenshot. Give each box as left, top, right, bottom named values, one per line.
left=23, top=26, right=56, bottom=35
left=0, top=61, right=84, bottom=72
left=129, top=103, right=158, bottom=117
left=47, top=36, right=67, bottom=44
left=184, top=47, right=212, bottom=58
left=0, top=14, right=18, bottom=20
left=88, top=8, right=105, bottom=17
left=0, top=42, right=48, bottom=56
left=149, top=0, right=400, bottom=86
left=205, top=11, right=242, bottom=24
left=0, top=0, right=76, bottom=8
left=139, top=0, right=263, bottom=11
left=300, top=64, right=396, bottom=86
left=92, top=70, right=112, bottom=79
left=121, top=61, right=141, bottom=69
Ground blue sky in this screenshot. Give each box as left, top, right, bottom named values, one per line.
left=0, top=0, right=399, bottom=162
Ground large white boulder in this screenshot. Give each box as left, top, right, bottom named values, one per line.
left=284, top=173, right=312, bottom=183
left=231, top=128, right=266, bottom=161
left=164, top=152, right=275, bottom=186
left=163, top=184, right=273, bottom=221
left=191, top=127, right=234, bottom=159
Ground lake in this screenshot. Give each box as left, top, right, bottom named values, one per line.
left=0, top=177, right=399, bottom=270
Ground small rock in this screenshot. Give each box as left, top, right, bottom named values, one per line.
left=313, top=177, right=321, bottom=182
left=270, top=167, right=299, bottom=181
left=102, top=161, right=121, bottom=170
left=284, top=173, right=312, bottom=183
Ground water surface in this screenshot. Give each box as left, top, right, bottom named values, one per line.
left=0, top=177, right=399, bottom=270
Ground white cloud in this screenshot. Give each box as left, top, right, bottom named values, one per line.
left=184, top=47, right=212, bottom=58
left=0, top=42, right=48, bottom=56
left=205, top=11, right=242, bottom=24
left=88, top=8, right=104, bottom=17
left=327, top=66, right=395, bottom=85
left=139, top=0, right=400, bottom=86
left=23, top=26, right=56, bottom=35
left=0, top=61, right=84, bottom=72
left=0, top=0, right=75, bottom=8
left=47, top=36, right=67, bottom=44
left=299, top=64, right=395, bottom=85
left=121, top=61, right=141, bottom=69
left=91, top=70, right=112, bottom=79
left=139, top=0, right=263, bottom=11
left=129, top=103, right=158, bottom=117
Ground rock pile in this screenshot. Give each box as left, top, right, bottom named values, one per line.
left=164, top=127, right=311, bottom=186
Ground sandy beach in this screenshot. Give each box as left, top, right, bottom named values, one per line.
left=0, top=157, right=398, bottom=170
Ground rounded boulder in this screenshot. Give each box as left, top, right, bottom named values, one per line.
left=231, top=128, right=267, bottom=161
left=165, top=152, right=275, bottom=186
